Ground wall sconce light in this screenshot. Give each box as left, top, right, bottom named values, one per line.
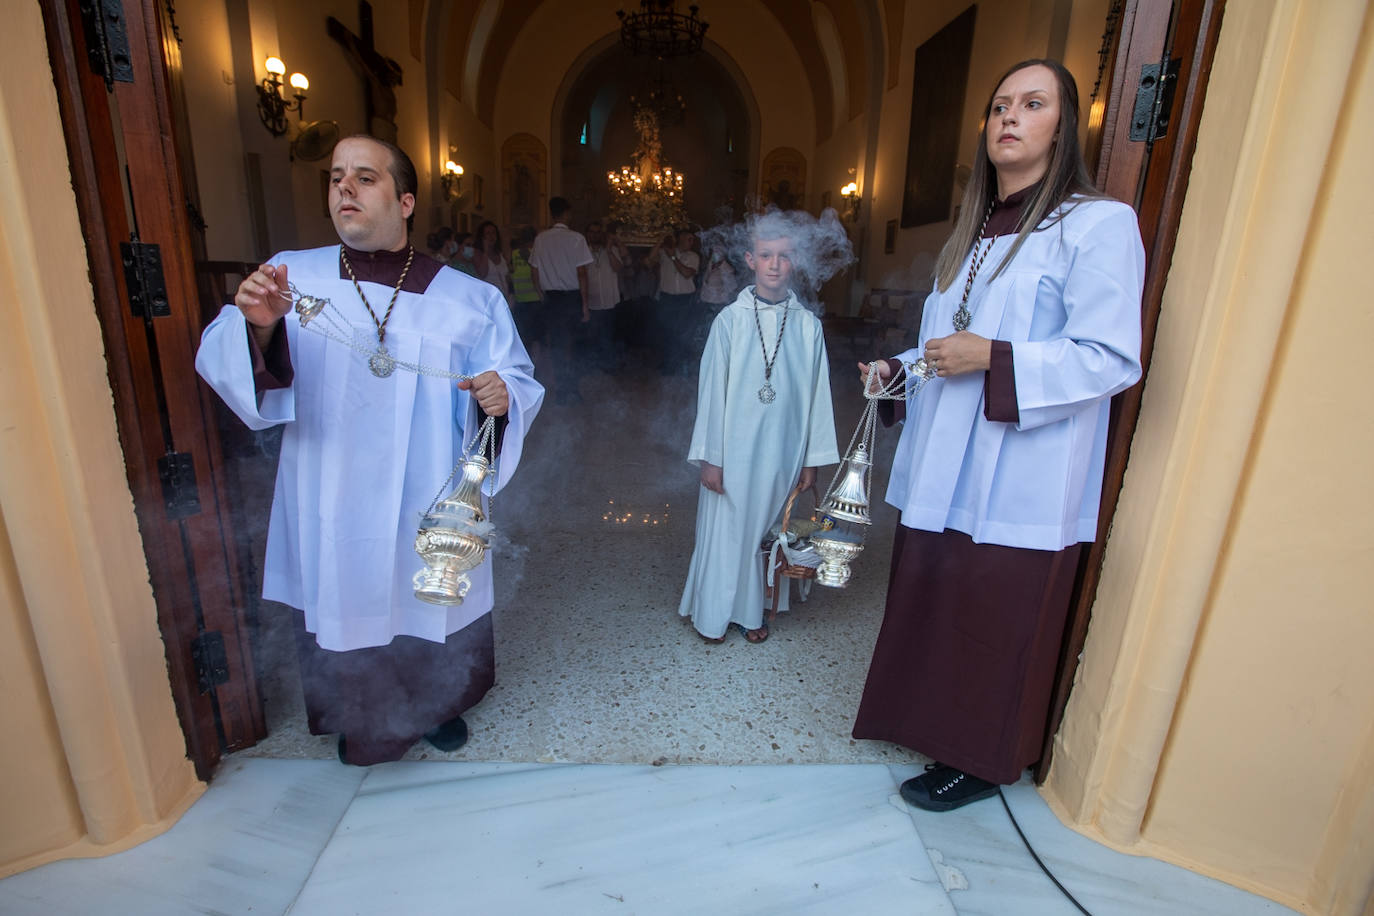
left=840, top=172, right=861, bottom=222
left=441, top=157, right=465, bottom=201
left=257, top=56, right=309, bottom=137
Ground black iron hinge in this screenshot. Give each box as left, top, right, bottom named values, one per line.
left=1129, top=58, right=1183, bottom=143
left=119, top=239, right=171, bottom=318
left=157, top=451, right=201, bottom=519
left=190, top=631, right=230, bottom=693
left=78, top=0, right=134, bottom=91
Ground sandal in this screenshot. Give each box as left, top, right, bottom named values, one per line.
left=732, top=621, right=770, bottom=643
left=698, top=630, right=726, bottom=644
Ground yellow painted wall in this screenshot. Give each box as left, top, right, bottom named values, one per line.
left=1045, top=2, right=1374, bottom=914
left=0, top=1, right=202, bottom=878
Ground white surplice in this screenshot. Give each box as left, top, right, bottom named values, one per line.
left=679, top=288, right=839, bottom=638
left=196, top=246, right=543, bottom=651
left=886, top=197, right=1144, bottom=550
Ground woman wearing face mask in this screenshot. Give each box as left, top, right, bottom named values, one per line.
left=851, top=59, right=1144, bottom=812
left=447, top=232, right=479, bottom=277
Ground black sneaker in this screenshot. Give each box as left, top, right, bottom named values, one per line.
left=424, top=715, right=470, bottom=752
left=900, top=763, right=998, bottom=812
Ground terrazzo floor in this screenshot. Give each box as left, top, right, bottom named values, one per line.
left=237, top=352, right=924, bottom=767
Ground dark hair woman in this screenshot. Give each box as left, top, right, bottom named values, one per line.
left=473, top=220, right=512, bottom=305
left=851, top=59, right=1144, bottom=811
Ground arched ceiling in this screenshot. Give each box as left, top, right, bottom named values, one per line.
left=432, top=0, right=876, bottom=141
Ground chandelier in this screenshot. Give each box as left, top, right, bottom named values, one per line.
left=616, top=1, right=709, bottom=58
left=630, top=74, right=686, bottom=126
left=607, top=106, right=686, bottom=244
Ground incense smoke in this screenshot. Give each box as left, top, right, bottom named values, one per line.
left=699, top=206, right=855, bottom=312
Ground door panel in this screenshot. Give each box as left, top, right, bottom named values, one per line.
left=41, top=0, right=265, bottom=778
left=1035, top=0, right=1227, bottom=783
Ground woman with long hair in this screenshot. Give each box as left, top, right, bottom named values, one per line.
left=474, top=219, right=512, bottom=305
left=852, top=59, right=1144, bottom=811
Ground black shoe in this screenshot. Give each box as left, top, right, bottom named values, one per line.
left=900, top=763, right=998, bottom=812
left=424, top=715, right=470, bottom=752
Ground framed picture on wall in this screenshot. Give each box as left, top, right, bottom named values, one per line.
left=884, top=219, right=898, bottom=254
left=460, top=212, right=469, bottom=232
left=821, top=190, right=831, bottom=214
left=474, top=175, right=484, bottom=211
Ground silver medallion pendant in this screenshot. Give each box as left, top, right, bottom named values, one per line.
left=912, top=357, right=936, bottom=380
left=952, top=306, right=972, bottom=332
left=368, top=347, right=396, bottom=378
left=758, top=382, right=776, bottom=404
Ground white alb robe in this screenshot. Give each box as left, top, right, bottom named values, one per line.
left=196, top=246, right=543, bottom=651
left=679, top=289, right=839, bottom=637
left=886, top=198, right=1144, bottom=550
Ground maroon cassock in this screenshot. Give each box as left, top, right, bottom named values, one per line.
left=852, top=186, right=1083, bottom=785
left=254, top=245, right=496, bottom=766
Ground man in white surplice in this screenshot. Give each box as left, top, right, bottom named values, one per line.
left=196, top=136, right=542, bottom=765
left=679, top=216, right=839, bottom=643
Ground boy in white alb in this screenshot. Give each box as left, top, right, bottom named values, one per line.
left=678, top=213, right=839, bottom=642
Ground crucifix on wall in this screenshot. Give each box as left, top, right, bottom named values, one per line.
left=327, top=1, right=403, bottom=142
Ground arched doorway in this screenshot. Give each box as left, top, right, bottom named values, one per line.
left=553, top=39, right=757, bottom=230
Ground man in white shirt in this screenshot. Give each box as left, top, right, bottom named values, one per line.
left=656, top=229, right=700, bottom=374
left=530, top=197, right=593, bottom=404
left=585, top=219, right=623, bottom=371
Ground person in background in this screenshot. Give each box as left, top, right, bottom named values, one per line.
left=698, top=245, right=739, bottom=317
left=474, top=220, right=512, bottom=307
left=584, top=219, right=623, bottom=372
left=852, top=59, right=1144, bottom=812
left=655, top=228, right=699, bottom=374
left=448, top=231, right=479, bottom=277
left=509, top=226, right=543, bottom=361
left=426, top=225, right=455, bottom=262
left=529, top=197, right=592, bottom=405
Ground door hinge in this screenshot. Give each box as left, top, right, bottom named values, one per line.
left=157, top=451, right=201, bottom=519
left=120, top=240, right=171, bottom=318
left=191, top=631, right=230, bottom=693
left=1129, top=58, right=1182, bottom=143
left=78, top=0, right=134, bottom=91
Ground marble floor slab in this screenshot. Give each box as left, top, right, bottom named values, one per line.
left=0, top=759, right=363, bottom=916
left=890, top=764, right=1301, bottom=916
left=289, top=761, right=955, bottom=915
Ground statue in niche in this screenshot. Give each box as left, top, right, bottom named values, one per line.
left=327, top=1, right=403, bottom=142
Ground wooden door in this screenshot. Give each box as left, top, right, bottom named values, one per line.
left=1034, top=0, right=1227, bottom=782
left=40, top=0, right=265, bottom=779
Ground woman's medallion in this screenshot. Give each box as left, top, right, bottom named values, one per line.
left=758, top=383, right=777, bottom=404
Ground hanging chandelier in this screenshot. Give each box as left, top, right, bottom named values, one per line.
left=616, top=1, right=709, bottom=58
left=631, top=74, right=687, bottom=127
left=607, top=106, right=686, bottom=244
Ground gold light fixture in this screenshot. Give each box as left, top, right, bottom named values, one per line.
left=840, top=169, right=861, bottom=222
left=257, top=56, right=309, bottom=137
left=441, top=155, right=465, bottom=201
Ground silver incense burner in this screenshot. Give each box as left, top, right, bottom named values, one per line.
left=813, top=440, right=873, bottom=587
left=413, top=455, right=492, bottom=605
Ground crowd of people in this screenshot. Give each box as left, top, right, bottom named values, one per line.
left=425, top=201, right=742, bottom=404
left=201, top=57, right=1145, bottom=816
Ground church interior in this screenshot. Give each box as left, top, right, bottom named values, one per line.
left=2, top=0, right=1373, bottom=914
